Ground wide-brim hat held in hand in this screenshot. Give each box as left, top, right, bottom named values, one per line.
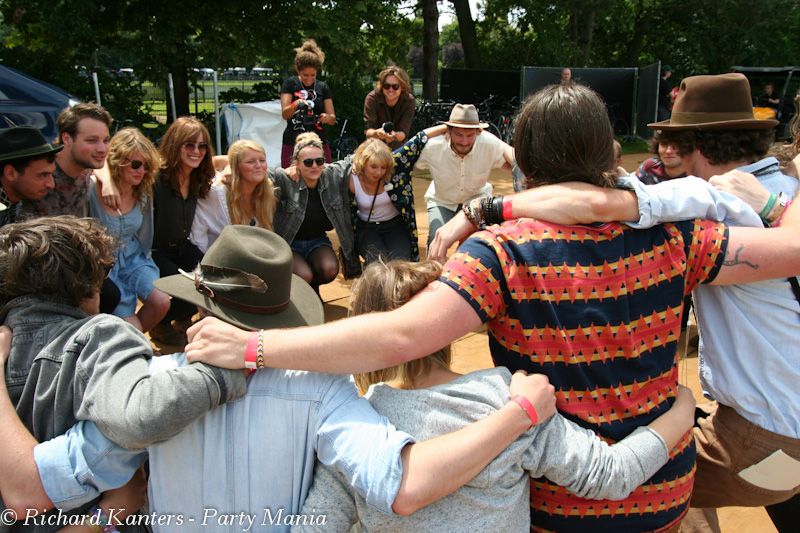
left=649, top=73, right=778, bottom=131
left=155, top=225, right=323, bottom=331
left=0, top=126, right=63, bottom=164
left=441, top=104, right=489, bottom=129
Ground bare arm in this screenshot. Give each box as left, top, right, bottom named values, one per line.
left=187, top=280, right=482, bottom=374
left=281, top=93, right=298, bottom=120
left=393, top=371, right=556, bottom=514
left=94, top=161, right=121, bottom=210
left=712, top=199, right=800, bottom=285
left=319, top=98, right=336, bottom=127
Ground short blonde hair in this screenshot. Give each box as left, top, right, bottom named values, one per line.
left=107, top=128, right=160, bottom=211
left=352, top=139, right=394, bottom=184
left=227, top=139, right=276, bottom=230
left=351, top=260, right=451, bottom=395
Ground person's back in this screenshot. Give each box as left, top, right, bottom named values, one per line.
left=147, top=355, right=393, bottom=531
left=441, top=215, right=722, bottom=532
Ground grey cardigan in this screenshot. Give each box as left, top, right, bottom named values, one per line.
left=294, top=367, right=669, bottom=533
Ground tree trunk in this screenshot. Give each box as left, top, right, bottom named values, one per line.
left=170, top=67, right=191, bottom=118
left=422, top=0, right=439, bottom=100
left=624, top=1, right=653, bottom=67
left=452, top=0, right=482, bottom=69
left=578, top=8, right=596, bottom=66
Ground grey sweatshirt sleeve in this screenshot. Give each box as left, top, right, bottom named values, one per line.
left=73, top=317, right=247, bottom=450
left=292, top=460, right=360, bottom=533
left=523, top=415, right=668, bottom=501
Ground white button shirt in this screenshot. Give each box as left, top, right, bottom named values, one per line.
left=416, top=131, right=507, bottom=211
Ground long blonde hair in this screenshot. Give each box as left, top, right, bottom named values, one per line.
left=351, top=260, right=451, bottom=395
left=226, top=140, right=276, bottom=230
left=107, top=127, right=160, bottom=211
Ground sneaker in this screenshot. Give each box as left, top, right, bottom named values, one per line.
left=149, top=323, right=187, bottom=347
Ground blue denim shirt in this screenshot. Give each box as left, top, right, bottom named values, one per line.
left=621, top=157, right=800, bottom=438
left=34, top=353, right=413, bottom=528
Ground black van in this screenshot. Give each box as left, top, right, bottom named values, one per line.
left=0, top=65, right=81, bottom=142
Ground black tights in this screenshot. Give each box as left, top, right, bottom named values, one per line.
left=292, top=246, right=339, bottom=292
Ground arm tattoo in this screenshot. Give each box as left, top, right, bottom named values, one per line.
left=722, top=243, right=759, bottom=269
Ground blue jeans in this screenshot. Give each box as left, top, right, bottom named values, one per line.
left=290, top=234, right=332, bottom=259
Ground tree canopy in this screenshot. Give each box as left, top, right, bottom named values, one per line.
left=2, top=0, right=798, bottom=122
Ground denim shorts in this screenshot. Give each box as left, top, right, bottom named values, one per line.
left=289, top=234, right=333, bottom=259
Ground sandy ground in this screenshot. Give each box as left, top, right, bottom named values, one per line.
left=152, top=154, right=778, bottom=532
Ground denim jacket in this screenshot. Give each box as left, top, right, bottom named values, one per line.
left=1, top=297, right=247, bottom=532
left=270, top=166, right=355, bottom=257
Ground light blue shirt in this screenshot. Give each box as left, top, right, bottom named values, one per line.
left=34, top=353, right=413, bottom=529
left=620, top=157, right=800, bottom=438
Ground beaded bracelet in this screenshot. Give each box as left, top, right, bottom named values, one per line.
left=86, top=505, right=118, bottom=533
left=245, top=329, right=265, bottom=370
left=462, top=199, right=486, bottom=229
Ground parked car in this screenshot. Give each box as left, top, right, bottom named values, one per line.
left=0, top=64, right=82, bottom=142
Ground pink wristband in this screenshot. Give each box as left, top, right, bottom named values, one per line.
left=511, top=395, right=539, bottom=427
left=776, top=200, right=792, bottom=227
left=502, top=196, right=514, bottom=221
left=245, top=331, right=260, bottom=370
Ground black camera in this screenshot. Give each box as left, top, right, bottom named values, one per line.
left=293, top=100, right=319, bottom=130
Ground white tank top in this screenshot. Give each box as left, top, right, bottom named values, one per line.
left=353, top=172, right=399, bottom=222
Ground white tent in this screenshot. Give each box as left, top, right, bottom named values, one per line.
left=221, top=100, right=284, bottom=165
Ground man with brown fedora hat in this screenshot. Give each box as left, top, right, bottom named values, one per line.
left=0, top=125, right=62, bottom=226
left=430, top=73, right=800, bottom=532
left=8, top=224, right=559, bottom=530
left=414, top=103, right=514, bottom=249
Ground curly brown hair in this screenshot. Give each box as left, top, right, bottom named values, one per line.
left=658, top=128, right=774, bottom=166
left=294, top=39, right=325, bottom=73
left=514, top=84, right=617, bottom=190
left=350, top=260, right=451, bottom=395
left=158, top=117, right=215, bottom=200
left=0, top=216, right=115, bottom=308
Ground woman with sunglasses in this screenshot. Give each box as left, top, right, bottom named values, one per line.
left=89, top=128, right=170, bottom=334
left=280, top=39, right=336, bottom=168
left=364, top=65, right=415, bottom=150
left=100, top=116, right=216, bottom=345
left=270, top=133, right=346, bottom=292
left=189, top=139, right=277, bottom=253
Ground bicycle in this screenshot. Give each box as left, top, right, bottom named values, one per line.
left=329, top=116, right=359, bottom=161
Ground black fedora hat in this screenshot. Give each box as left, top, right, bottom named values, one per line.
left=154, top=225, right=323, bottom=331
left=0, top=126, right=62, bottom=164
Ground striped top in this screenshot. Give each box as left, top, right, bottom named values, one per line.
left=440, top=218, right=728, bottom=533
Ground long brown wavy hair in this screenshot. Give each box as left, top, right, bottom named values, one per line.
left=158, top=116, right=215, bottom=200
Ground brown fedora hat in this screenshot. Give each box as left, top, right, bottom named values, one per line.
left=154, top=225, right=323, bottom=331
left=441, top=104, right=489, bottom=129
left=649, top=73, right=778, bottom=131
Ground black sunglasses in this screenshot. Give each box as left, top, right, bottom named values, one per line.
left=383, top=83, right=400, bottom=91
left=301, top=157, right=325, bottom=167
left=183, top=142, right=209, bottom=151
left=128, top=160, right=151, bottom=171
